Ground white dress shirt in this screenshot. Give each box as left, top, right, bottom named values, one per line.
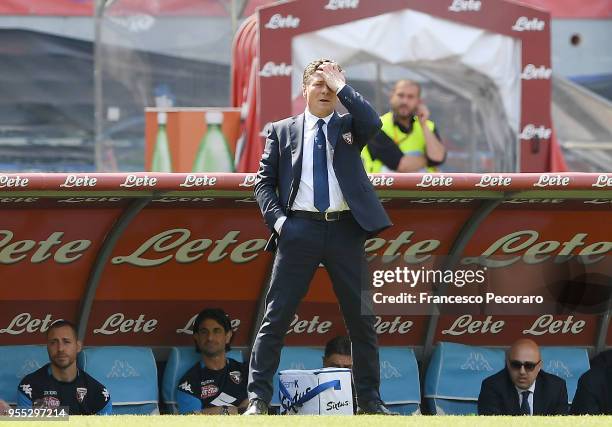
left=515, top=380, right=536, bottom=415
left=274, top=84, right=347, bottom=234
left=292, top=108, right=348, bottom=213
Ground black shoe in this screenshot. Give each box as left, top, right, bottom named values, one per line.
left=243, top=398, right=268, bottom=415
left=357, top=400, right=399, bottom=415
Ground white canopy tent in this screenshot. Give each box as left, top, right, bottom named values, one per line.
left=291, top=9, right=522, bottom=172
left=553, top=75, right=612, bottom=172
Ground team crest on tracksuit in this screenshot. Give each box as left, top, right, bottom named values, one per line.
left=76, top=387, right=88, bottom=403
left=342, top=132, right=353, bottom=144
left=229, top=371, right=242, bottom=384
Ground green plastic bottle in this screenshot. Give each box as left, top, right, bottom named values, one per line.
left=192, top=111, right=235, bottom=172
left=151, top=112, right=173, bottom=172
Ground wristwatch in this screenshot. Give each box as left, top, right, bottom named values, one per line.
left=221, top=405, right=230, bottom=415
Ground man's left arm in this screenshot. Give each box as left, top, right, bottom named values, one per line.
left=96, top=399, right=113, bottom=415
left=177, top=390, right=202, bottom=414
left=95, top=386, right=112, bottom=415
left=337, top=85, right=381, bottom=147
left=570, top=373, right=599, bottom=415
left=16, top=381, right=32, bottom=409
left=237, top=362, right=249, bottom=413
left=317, top=62, right=381, bottom=149
left=477, top=379, right=503, bottom=415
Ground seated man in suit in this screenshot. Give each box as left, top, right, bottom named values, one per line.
left=478, top=338, right=568, bottom=415
left=177, top=308, right=248, bottom=415
left=589, top=348, right=612, bottom=369
left=570, top=362, right=612, bottom=415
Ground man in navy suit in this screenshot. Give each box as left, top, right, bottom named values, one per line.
left=478, top=339, right=568, bottom=415
left=244, top=59, right=394, bottom=415
left=570, top=352, right=612, bottom=415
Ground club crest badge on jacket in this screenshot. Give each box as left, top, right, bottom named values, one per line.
left=342, top=132, right=353, bottom=144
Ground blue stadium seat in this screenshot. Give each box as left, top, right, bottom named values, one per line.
left=0, top=345, right=48, bottom=405
left=540, top=347, right=590, bottom=404
left=424, top=342, right=505, bottom=414
left=161, top=346, right=243, bottom=413
left=79, top=347, right=159, bottom=414
left=379, top=347, right=421, bottom=414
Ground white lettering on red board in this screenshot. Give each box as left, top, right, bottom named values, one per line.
left=239, top=174, right=257, bottom=187
left=521, top=64, right=552, bottom=80
left=120, top=175, right=158, bottom=188
left=264, top=14, right=300, bottom=29
left=533, top=175, right=570, bottom=187
left=93, top=313, right=158, bottom=335
left=519, top=124, right=552, bottom=140
left=592, top=175, right=612, bottom=187
left=324, top=0, right=359, bottom=11
left=368, top=175, right=394, bottom=187
left=259, top=62, right=292, bottom=77
left=448, top=0, right=481, bottom=12
left=286, top=314, right=332, bottom=335
left=512, top=17, right=545, bottom=32
left=0, top=175, right=29, bottom=188
left=60, top=175, right=97, bottom=188
left=475, top=175, right=512, bottom=187
left=442, top=315, right=505, bottom=335
left=523, top=315, right=586, bottom=335
left=179, top=175, right=217, bottom=187
left=176, top=315, right=241, bottom=335
left=0, top=313, right=59, bottom=335
left=374, top=316, right=413, bottom=334
left=416, top=175, right=453, bottom=187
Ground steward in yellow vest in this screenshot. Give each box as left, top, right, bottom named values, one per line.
left=362, top=80, right=446, bottom=173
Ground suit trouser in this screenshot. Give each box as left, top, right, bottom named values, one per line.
left=247, top=214, right=380, bottom=404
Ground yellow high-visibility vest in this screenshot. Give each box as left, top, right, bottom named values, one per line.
left=362, top=112, right=438, bottom=173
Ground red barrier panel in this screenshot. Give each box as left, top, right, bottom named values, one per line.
left=256, top=0, right=553, bottom=172
left=0, top=173, right=610, bottom=350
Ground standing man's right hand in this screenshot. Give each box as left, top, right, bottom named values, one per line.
left=316, top=61, right=346, bottom=93
left=274, top=216, right=287, bottom=235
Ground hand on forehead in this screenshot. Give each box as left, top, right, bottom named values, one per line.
left=317, top=61, right=341, bottom=72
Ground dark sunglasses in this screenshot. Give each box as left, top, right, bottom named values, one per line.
left=509, top=360, right=541, bottom=371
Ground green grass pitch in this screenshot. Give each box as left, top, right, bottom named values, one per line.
left=5, top=415, right=612, bottom=426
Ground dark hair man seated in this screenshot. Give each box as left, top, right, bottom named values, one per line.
left=177, top=308, right=248, bottom=415
left=17, top=320, right=112, bottom=415
left=570, top=350, right=612, bottom=415
left=478, top=338, right=567, bottom=415
left=323, top=336, right=353, bottom=369
left=322, top=335, right=358, bottom=414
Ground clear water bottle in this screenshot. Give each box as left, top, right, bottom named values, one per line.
left=192, top=111, right=235, bottom=172
left=151, top=112, right=173, bottom=172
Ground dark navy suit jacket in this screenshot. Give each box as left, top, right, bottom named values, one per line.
left=570, top=365, right=612, bottom=415
left=254, top=85, right=392, bottom=251
left=478, top=368, right=568, bottom=415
